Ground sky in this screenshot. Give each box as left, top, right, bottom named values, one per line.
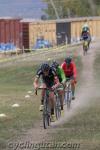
left=0, top=0, right=46, bottom=18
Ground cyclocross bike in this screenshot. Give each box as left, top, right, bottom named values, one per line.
left=35, top=87, right=51, bottom=129
left=35, top=87, right=61, bottom=129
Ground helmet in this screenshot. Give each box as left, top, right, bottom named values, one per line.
left=65, top=56, right=72, bottom=65
left=83, top=27, right=87, bottom=32
left=52, top=60, right=59, bottom=69
left=41, top=63, right=50, bottom=72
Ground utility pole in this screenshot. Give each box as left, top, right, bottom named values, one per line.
left=50, top=0, right=60, bottom=19
left=88, top=0, right=96, bottom=16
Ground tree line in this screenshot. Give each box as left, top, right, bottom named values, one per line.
left=42, top=0, right=100, bottom=19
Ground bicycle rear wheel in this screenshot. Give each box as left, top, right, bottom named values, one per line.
left=64, top=90, right=67, bottom=105
left=67, top=90, right=72, bottom=110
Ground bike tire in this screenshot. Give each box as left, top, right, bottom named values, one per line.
left=43, top=113, right=48, bottom=129
left=64, top=90, right=67, bottom=105
left=67, top=90, right=72, bottom=110
left=43, top=95, right=50, bottom=129
left=55, top=96, right=61, bottom=120
left=43, top=107, right=50, bottom=129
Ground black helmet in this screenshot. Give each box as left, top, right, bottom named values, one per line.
left=65, top=56, right=72, bottom=64
left=41, top=63, right=50, bottom=72
left=52, top=60, right=59, bottom=69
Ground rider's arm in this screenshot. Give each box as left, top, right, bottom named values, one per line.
left=72, top=61, right=77, bottom=79
left=52, top=70, right=60, bottom=89
left=33, top=76, right=39, bottom=90
left=58, top=66, right=66, bottom=83
left=33, top=68, right=41, bottom=90
left=61, top=62, right=66, bottom=75
left=52, top=76, right=60, bottom=90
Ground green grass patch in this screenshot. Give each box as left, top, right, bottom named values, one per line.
left=0, top=62, right=42, bottom=148
left=49, top=99, right=100, bottom=150
left=0, top=50, right=83, bottom=149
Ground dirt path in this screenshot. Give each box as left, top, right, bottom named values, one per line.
left=51, top=41, right=100, bottom=127
left=9, top=41, right=100, bottom=148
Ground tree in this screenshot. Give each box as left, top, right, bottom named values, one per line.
left=42, top=0, right=99, bottom=19
left=41, top=14, right=48, bottom=20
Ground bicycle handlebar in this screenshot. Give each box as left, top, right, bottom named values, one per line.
left=35, top=84, right=63, bottom=95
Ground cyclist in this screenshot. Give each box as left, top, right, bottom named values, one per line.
left=81, top=19, right=90, bottom=33
left=81, top=21, right=91, bottom=47
left=81, top=30, right=91, bottom=48
left=33, top=62, right=60, bottom=122
left=51, top=60, right=66, bottom=114
left=61, top=56, right=77, bottom=100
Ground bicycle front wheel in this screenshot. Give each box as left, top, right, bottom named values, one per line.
left=43, top=95, right=51, bottom=129
left=67, top=91, right=72, bottom=110
left=43, top=113, right=50, bottom=129
left=55, top=96, right=61, bottom=120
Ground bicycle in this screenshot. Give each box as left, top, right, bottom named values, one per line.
left=64, top=79, right=72, bottom=110
left=83, top=40, right=89, bottom=55
left=35, top=87, right=51, bottom=129
left=35, top=86, right=62, bottom=128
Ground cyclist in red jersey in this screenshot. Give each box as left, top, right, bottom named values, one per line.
left=61, top=56, right=77, bottom=100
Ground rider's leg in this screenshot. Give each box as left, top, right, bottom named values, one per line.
left=39, top=89, right=45, bottom=111
left=41, top=89, right=45, bottom=104
left=87, top=39, right=90, bottom=48
left=39, top=83, right=46, bottom=111
left=88, top=34, right=91, bottom=48
left=49, top=92, right=56, bottom=121
left=58, top=90, right=64, bottom=110
left=88, top=40, right=91, bottom=48
left=49, top=92, right=55, bottom=115
left=58, top=90, right=64, bottom=116
left=40, top=83, right=47, bottom=104
left=71, top=79, right=75, bottom=99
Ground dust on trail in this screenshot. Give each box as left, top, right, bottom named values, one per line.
left=52, top=41, right=100, bottom=127
left=10, top=41, right=100, bottom=144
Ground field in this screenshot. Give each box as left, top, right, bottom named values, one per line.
left=0, top=42, right=100, bottom=150
left=49, top=42, right=100, bottom=150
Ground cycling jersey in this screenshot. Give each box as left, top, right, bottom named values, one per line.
left=55, top=66, right=66, bottom=83
left=61, top=61, right=77, bottom=79
left=81, top=31, right=91, bottom=44
left=36, top=67, right=57, bottom=88
left=82, top=32, right=89, bottom=40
